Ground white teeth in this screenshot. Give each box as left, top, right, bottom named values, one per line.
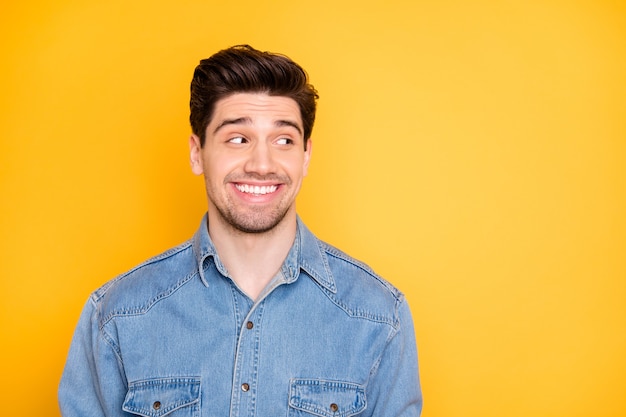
left=235, top=184, right=277, bottom=195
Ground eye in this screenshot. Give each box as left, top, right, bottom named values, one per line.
left=228, top=136, right=247, bottom=144
left=276, top=137, right=293, bottom=145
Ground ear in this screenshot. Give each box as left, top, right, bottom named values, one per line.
left=303, top=138, right=312, bottom=177
left=189, top=134, right=204, bottom=175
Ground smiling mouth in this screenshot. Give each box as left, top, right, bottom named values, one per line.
left=235, top=184, right=278, bottom=195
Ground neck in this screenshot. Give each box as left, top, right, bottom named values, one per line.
left=207, top=210, right=297, bottom=300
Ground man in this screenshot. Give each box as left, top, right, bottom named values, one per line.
left=59, top=45, right=422, bottom=416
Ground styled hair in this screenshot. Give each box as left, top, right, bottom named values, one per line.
left=190, top=45, right=319, bottom=147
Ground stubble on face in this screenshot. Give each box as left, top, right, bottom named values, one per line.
left=207, top=171, right=294, bottom=235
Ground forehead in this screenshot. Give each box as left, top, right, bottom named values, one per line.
left=210, top=93, right=302, bottom=128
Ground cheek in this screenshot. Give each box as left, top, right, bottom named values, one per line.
left=204, top=157, right=240, bottom=181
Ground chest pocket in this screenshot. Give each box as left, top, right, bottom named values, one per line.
left=122, top=377, right=201, bottom=417
left=288, top=378, right=366, bottom=417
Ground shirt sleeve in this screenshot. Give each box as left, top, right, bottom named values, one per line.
left=58, top=297, right=127, bottom=417
left=365, top=297, right=423, bottom=416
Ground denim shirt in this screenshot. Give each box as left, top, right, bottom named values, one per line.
left=59, top=215, right=422, bottom=417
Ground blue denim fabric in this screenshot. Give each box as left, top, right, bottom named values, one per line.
left=59, top=214, right=422, bottom=416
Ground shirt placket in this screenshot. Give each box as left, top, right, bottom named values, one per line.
left=229, top=293, right=265, bottom=417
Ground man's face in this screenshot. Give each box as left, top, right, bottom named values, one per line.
left=190, top=93, right=312, bottom=234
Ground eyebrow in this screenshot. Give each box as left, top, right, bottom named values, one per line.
left=274, top=120, right=303, bottom=136
left=212, top=117, right=303, bottom=136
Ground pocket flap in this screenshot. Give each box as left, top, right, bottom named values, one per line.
left=122, top=377, right=201, bottom=417
left=289, top=378, right=366, bottom=417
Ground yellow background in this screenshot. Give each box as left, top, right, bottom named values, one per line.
left=1, top=1, right=624, bottom=416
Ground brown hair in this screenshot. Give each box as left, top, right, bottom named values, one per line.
left=190, top=45, right=319, bottom=147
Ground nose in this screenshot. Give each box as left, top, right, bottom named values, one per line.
left=244, top=141, right=276, bottom=175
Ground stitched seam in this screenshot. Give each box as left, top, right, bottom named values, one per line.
left=99, top=270, right=198, bottom=327
left=368, top=300, right=401, bottom=380
left=322, top=245, right=402, bottom=303
left=93, top=241, right=193, bottom=303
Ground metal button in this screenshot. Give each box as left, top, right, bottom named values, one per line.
left=330, top=403, right=339, bottom=412
left=246, top=321, right=254, bottom=329
left=153, top=401, right=161, bottom=410
left=241, top=383, right=250, bottom=392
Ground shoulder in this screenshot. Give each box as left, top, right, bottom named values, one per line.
left=89, top=240, right=198, bottom=326
left=315, top=239, right=405, bottom=328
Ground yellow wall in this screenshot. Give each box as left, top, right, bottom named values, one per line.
left=1, top=1, right=624, bottom=415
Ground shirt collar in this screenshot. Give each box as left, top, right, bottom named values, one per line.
left=191, top=213, right=225, bottom=287
left=191, top=214, right=336, bottom=293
